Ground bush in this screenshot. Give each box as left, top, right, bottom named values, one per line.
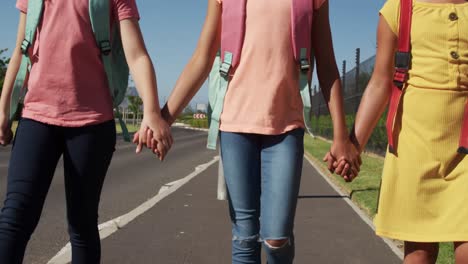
left=310, top=114, right=387, bottom=155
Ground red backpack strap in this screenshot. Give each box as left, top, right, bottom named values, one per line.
left=219, top=0, right=247, bottom=76
left=459, top=104, right=468, bottom=154
left=386, top=0, right=412, bottom=154
left=291, top=0, right=313, bottom=72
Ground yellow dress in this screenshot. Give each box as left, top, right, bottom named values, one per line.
left=376, top=0, right=468, bottom=242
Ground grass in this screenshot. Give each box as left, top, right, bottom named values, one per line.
left=116, top=123, right=139, bottom=134
left=176, top=114, right=209, bottom=129
left=303, top=135, right=455, bottom=264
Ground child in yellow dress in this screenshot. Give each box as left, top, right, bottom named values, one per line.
left=327, top=0, right=468, bottom=263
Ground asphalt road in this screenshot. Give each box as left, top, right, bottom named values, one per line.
left=0, top=127, right=216, bottom=264
left=100, top=157, right=401, bottom=264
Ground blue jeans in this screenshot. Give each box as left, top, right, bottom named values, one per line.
left=0, top=118, right=116, bottom=264
left=220, top=128, right=304, bottom=264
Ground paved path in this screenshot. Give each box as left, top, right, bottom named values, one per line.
left=101, top=157, right=401, bottom=264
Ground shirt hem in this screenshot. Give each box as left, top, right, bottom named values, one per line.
left=376, top=229, right=468, bottom=243
left=219, top=123, right=305, bottom=135
left=22, top=113, right=114, bottom=128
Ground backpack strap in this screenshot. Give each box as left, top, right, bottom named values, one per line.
left=89, top=0, right=130, bottom=142
left=460, top=103, right=468, bottom=154
left=10, top=0, right=44, bottom=122
left=207, top=0, right=247, bottom=150
left=386, top=0, right=412, bottom=154
left=291, top=0, right=314, bottom=134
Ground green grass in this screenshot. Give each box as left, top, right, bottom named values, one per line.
left=176, top=114, right=209, bottom=129
left=303, top=135, right=454, bottom=264
left=116, top=123, right=139, bottom=134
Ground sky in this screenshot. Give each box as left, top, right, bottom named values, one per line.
left=0, top=0, right=386, bottom=107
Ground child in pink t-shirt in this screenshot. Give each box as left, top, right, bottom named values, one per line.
left=0, top=0, right=172, bottom=262
left=158, top=0, right=361, bottom=262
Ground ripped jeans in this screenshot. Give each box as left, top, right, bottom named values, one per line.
left=220, top=129, right=304, bottom=264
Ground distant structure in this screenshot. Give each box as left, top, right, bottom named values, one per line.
left=119, top=86, right=139, bottom=110
left=118, top=86, right=142, bottom=125
left=196, top=103, right=208, bottom=113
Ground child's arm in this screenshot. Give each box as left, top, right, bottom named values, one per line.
left=0, top=13, right=26, bottom=146
left=352, top=17, right=397, bottom=151
left=120, top=18, right=173, bottom=160
left=313, top=2, right=361, bottom=178
left=160, top=0, right=222, bottom=125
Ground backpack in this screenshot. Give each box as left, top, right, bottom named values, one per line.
left=209, top=0, right=317, bottom=200
left=387, top=0, right=468, bottom=154
left=10, top=0, right=131, bottom=142
left=207, top=0, right=316, bottom=150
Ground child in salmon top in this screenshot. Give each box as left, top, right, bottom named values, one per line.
left=0, top=0, right=172, bottom=263
left=154, top=0, right=361, bottom=263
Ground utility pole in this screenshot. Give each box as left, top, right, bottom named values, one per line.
left=355, top=48, right=360, bottom=94
left=342, top=60, right=346, bottom=90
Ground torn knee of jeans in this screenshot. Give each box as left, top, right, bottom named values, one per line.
left=264, top=238, right=290, bottom=249
left=232, top=234, right=260, bottom=248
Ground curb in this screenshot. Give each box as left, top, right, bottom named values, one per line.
left=172, top=122, right=208, bottom=132
left=304, top=155, right=404, bottom=260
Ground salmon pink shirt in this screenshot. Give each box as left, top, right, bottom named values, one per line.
left=217, top=0, right=326, bottom=135
left=16, top=0, right=139, bottom=127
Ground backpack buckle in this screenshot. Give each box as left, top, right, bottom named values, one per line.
left=300, top=59, right=310, bottom=73
left=393, top=69, right=408, bottom=89
left=99, top=41, right=112, bottom=56
left=220, top=62, right=231, bottom=77
left=395, top=51, right=410, bottom=71
left=393, top=52, right=411, bottom=89
left=21, top=40, right=31, bottom=55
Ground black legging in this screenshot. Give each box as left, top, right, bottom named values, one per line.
left=0, top=118, right=116, bottom=264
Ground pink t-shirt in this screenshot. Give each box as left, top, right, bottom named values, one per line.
left=217, top=0, right=326, bottom=135
left=16, top=0, right=139, bottom=127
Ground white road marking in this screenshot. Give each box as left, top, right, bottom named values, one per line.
left=47, top=156, right=220, bottom=264
left=304, top=155, right=404, bottom=260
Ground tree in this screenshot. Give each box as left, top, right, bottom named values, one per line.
left=0, top=49, right=10, bottom=93
left=127, top=95, right=143, bottom=125
left=127, top=95, right=143, bottom=116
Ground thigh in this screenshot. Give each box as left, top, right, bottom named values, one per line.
left=404, top=242, right=438, bottom=264
left=1, top=119, right=62, bottom=231
left=63, top=121, right=116, bottom=223
left=220, top=132, right=261, bottom=235
left=455, top=242, right=468, bottom=264
left=260, top=128, right=304, bottom=239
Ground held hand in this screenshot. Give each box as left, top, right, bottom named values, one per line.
left=0, top=114, right=13, bottom=146
left=329, top=139, right=362, bottom=180
left=323, top=151, right=355, bottom=181
left=135, top=112, right=173, bottom=161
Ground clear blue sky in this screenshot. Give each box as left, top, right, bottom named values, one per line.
left=0, top=0, right=386, bottom=106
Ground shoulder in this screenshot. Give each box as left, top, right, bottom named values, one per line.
left=112, top=0, right=140, bottom=21
left=380, top=0, right=400, bottom=35
left=16, top=0, right=27, bottom=13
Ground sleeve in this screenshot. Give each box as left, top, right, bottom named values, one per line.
left=113, top=0, right=140, bottom=21
left=379, top=0, right=400, bottom=35
left=16, top=0, right=27, bottom=13
left=313, top=0, right=326, bottom=10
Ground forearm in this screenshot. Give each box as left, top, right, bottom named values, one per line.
left=0, top=47, right=23, bottom=116
left=353, top=78, right=392, bottom=151
left=128, top=54, right=161, bottom=115
left=319, top=64, right=348, bottom=142
left=326, top=79, right=349, bottom=142
left=162, top=52, right=215, bottom=125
